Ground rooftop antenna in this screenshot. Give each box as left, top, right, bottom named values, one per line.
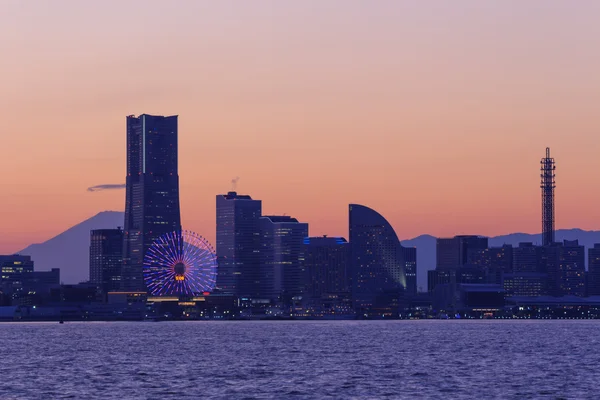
left=231, top=176, right=240, bottom=192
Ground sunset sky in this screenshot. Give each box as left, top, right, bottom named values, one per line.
left=2, top=1, right=600, bottom=253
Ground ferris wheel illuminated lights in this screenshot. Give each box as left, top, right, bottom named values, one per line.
left=143, top=230, right=217, bottom=296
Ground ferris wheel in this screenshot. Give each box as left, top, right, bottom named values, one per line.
left=143, top=230, right=217, bottom=296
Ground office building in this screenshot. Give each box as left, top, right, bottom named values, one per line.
left=216, top=191, right=262, bottom=298
left=558, top=240, right=585, bottom=297
left=0, top=256, right=60, bottom=303
left=539, top=244, right=561, bottom=296
left=122, top=114, right=181, bottom=292
left=403, top=247, right=417, bottom=296
left=259, top=216, right=309, bottom=302
left=436, top=238, right=461, bottom=269
left=588, top=244, right=600, bottom=296
left=503, top=273, right=547, bottom=297
left=467, top=245, right=513, bottom=284
left=0, top=255, right=34, bottom=292
left=428, top=269, right=452, bottom=294
left=513, top=243, right=541, bottom=273
left=90, top=228, right=124, bottom=296
left=349, top=204, right=406, bottom=315
left=539, top=240, right=585, bottom=297
left=436, top=235, right=488, bottom=269
left=303, top=236, right=350, bottom=300
left=430, top=235, right=488, bottom=293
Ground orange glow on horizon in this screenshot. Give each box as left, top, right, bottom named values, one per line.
left=2, top=2, right=600, bottom=252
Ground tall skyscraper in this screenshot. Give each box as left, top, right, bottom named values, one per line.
left=122, top=114, right=181, bottom=292
left=349, top=204, right=406, bottom=315
left=541, top=147, right=556, bottom=246
left=304, top=236, right=350, bottom=300
left=90, top=228, right=124, bottom=296
left=216, top=191, right=262, bottom=297
left=259, top=215, right=309, bottom=302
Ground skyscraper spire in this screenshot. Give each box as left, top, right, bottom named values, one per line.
left=540, top=147, right=556, bottom=246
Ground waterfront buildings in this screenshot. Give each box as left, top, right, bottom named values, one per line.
left=436, top=235, right=488, bottom=270
left=467, top=244, right=513, bottom=284
left=557, top=240, right=585, bottom=297
left=0, top=255, right=34, bottom=287
left=259, top=215, right=309, bottom=302
left=513, top=243, right=541, bottom=273
left=216, top=191, right=262, bottom=297
left=303, top=236, right=350, bottom=301
left=122, top=114, right=181, bottom=292
left=0, top=255, right=60, bottom=305
left=503, top=273, right=547, bottom=297
left=588, top=244, right=600, bottom=296
left=403, top=247, right=418, bottom=296
left=349, top=204, right=406, bottom=316
left=429, top=235, right=489, bottom=294
left=90, top=228, right=123, bottom=296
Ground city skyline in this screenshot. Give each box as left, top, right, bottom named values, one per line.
left=4, top=3, right=600, bottom=399
left=3, top=1, right=600, bottom=253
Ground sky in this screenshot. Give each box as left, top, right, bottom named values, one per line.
left=2, top=1, right=600, bottom=253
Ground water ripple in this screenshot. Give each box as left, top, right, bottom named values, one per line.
left=1, top=320, right=600, bottom=399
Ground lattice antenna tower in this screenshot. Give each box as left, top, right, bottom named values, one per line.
left=540, top=147, right=556, bottom=246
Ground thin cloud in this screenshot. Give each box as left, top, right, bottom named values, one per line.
left=87, top=184, right=126, bottom=192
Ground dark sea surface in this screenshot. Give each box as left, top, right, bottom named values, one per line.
left=1, top=320, right=599, bottom=399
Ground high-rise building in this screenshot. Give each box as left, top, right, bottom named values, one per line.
left=90, top=228, right=124, bottom=296
left=558, top=240, right=585, bottom=297
left=122, top=114, right=181, bottom=292
left=539, top=244, right=561, bottom=296
left=403, top=247, right=417, bottom=296
left=539, top=240, right=585, bottom=297
left=541, top=147, right=556, bottom=246
left=436, top=235, right=488, bottom=269
left=513, top=242, right=541, bottom=273
left=467, top=245, right=513, bottom=283
left=436, top=238, right=461, bottom=269
left=489, top=245, right=513, bottom=273
left=216, top=191, right=262, bottom=298
left=259, top=216, right=308, bottom=302
left=349, top=204, right=406, bottom=316
left=303, top=236, right=350, bottom=300
left=430, top=235, right=489, bottom=300
left=588, top=244, right=600, bottom=296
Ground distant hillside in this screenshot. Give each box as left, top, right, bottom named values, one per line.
left=402, top=229, right=600, bottom=291
left=19, top=211, right=124, bottom=284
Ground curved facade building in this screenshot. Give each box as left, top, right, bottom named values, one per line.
left=349, top=204, right=406, bottom=315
